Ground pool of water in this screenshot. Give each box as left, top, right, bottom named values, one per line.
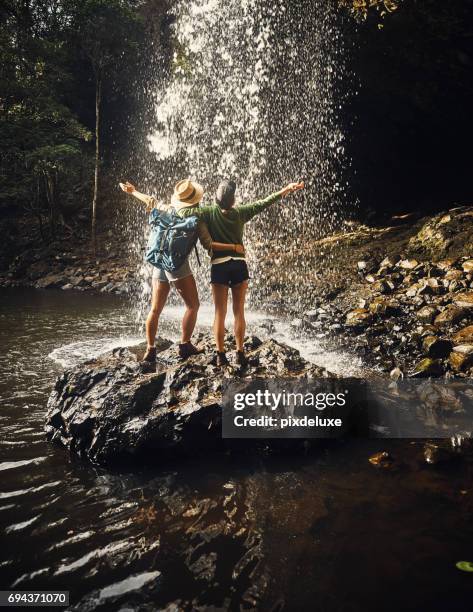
left=1, top=288, right=473, bottom=611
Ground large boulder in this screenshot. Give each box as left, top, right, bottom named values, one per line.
left=45, top=334, right=331, bottom=465
left=408, top=207, right=473, bottom=259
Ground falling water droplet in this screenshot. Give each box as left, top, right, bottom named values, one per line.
left=130, top=0, right=356, bottom=321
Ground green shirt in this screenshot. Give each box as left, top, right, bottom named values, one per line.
left=180, top=192, right=282, bottom=261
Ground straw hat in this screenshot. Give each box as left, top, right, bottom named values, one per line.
left=171, top=179, right=204, bottom=208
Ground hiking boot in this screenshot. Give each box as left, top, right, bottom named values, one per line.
left=216, top=351, right=229, bottom=367
left=140, top=346, right=157, bottom=372
left=179, top=342, right=202, bottom=360
left=142, top=346, right=157, bottom=364
left=235, top=350, right=248, bottom=368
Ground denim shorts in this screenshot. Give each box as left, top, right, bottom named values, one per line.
left=152, top=259, right=193, bottom=283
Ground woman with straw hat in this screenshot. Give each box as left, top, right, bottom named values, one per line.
left=120, top=179, right=244, bottom=365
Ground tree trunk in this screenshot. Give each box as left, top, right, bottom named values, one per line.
left=92, top=74, right=102, bottom=255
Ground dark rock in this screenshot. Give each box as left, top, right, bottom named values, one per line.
left=452, top=325, right=473, bottom=344
left=418, top=324, right=439, bottom=337
left=398, top=259, right=419, bottom=270
left=422, top=438, right=473, bottom=465
left=69, top=276, right=85, bottom=287
left=357, top=259, right=378, bottom=274
left=405, top=281, right=423, bottom=297
left=454, top=291, right=473, bottom=309
left=408, top=208, right=473, bottom=259
left=369, top=451, right=394, bottom=468
left=27, top=260, right=52, bottom=281
left=446, top=280, right=461, bottom=293
left=35, top=274, right=67, bottom=289
left=368, top=297, right=400, bottom=317
left=422, top=336, right=453, bottom=359
left=91, top=280, right=109, bottom=290
left=449, top=345, right=473, bottom=372
left=444, top=269, right=463, bottom=281
left=45, top=334, right=332, bottom=464
left=436, top=259, right=456, bottom=271
left=416, top=305, right=439, bottom=324
left=345, top=308, right=373, bottom=328
left=378, top=256, right=396, bottom=272
left=410, top=358, right=444, bottom=378
left=372, top=279, right=394, bottom=294
left=418, top=278, right=444, bottom=296
left=434, top=305, right=467, bottom=326
left=423, top=441, right=457, bottom=465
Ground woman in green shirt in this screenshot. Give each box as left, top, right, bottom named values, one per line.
left=181, top=180, right=304, bottom=366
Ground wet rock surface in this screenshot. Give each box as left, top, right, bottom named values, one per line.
left=309, top=253, right=473, bottom=378
left=45, top=334, right=332, bottom=464
left=407, top=207, right=473, bottom=260
left=252, top=204, right=473, bottom=375
left=0, top=229, right=134, bottom=295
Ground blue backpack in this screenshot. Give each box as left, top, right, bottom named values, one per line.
left=145, top=208, right=200, bottom=273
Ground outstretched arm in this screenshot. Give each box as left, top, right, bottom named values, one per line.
left=238, top=181, right=305, bottom=223
left=119, top=181, right=166, bottom=212
left=278, top=181, right=305, bottom=198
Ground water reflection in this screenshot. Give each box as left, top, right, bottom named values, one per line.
left=1, top=289, right=473, bottom=611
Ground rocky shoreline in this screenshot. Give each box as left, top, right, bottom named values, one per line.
left=2, top=204, right=473, bottom=378
left=0, top=249, right=133, bottom=295
left=315, top=254, right=473, bottom=378
left=262, top=205, right=473, bottom=378
left=0, top=215, right=138, bottom=295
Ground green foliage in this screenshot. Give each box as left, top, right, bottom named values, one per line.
left=0, top=0, right=94, bottom=235
left=456, top=561, right=473, bottom=573
left=0, top=0, right=145, bottom=243
left=339, top=0, right=402, bottom=22
left=71, top=0, right=143, bottom=78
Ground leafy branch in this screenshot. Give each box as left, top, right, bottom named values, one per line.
left=339, top=0, right=402, bottom=21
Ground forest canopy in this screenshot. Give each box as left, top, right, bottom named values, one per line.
left=0, top=0, right=406, bottom=240
left=0, top=0, right=146, bottom=242
left=0, top=0, right=471, bottom=256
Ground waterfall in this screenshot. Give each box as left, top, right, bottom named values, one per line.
left=133, top=0, right=354, bottom=318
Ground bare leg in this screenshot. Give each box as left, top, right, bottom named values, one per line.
left=174, top=274, right=200, bottom=343
left=231, top=280, right=248, bottom=351
left=146, top=280, right=170, bottom=348
left=212, top=283, right=229, bottom=352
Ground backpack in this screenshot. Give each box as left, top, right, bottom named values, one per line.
left=145, top=208, right=200, bottom=273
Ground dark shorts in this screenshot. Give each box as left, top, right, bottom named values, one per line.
left=211, top=259, right=250, bottom=287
